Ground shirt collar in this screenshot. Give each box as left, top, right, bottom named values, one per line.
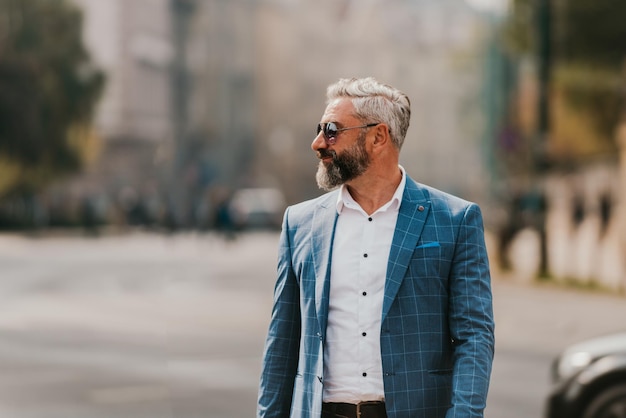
left=336, top=165, right=406, bottom=215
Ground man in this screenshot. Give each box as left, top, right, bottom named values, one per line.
left=258, top=77, right=495, bottom=418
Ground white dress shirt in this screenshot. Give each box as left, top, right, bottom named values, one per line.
left=322, top=166, right=406, bottom=403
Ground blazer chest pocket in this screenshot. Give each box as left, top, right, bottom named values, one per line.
left=415, top=241, right=441, bottom=250
left=412, top=242, right=444, bottom=263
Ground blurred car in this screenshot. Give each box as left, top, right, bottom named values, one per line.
left=229, top=187, right=286, bottom=230
left=545, top=332, right=626, bottom=418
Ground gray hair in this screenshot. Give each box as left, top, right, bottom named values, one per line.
left=326, top=77, right=411, bottom=150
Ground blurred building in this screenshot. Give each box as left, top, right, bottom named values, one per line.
left=66, top=0, right=259, bottom=227
left=254, top=0, right=493, bottom=203
left=72, top=0, right=173, bottom=187
left=65, top=0, right=177, bottom=226
left=65, top=0, right=496, bottom=227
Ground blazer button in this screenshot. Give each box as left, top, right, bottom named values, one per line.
left=418, top=205, right=425, bottom=211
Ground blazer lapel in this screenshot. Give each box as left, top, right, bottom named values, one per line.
left=311, top=193, right=338, bottom=337
left=382, top=178, right=430, bottom=320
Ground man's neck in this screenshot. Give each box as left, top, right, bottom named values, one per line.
left=345, top=166, right=403, bottom=215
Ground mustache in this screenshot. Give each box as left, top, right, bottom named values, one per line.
left=317, top=149, right=336, bottom=160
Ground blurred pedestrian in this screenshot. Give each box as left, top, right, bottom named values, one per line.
left=258, top=77, right=495, bottom=418
left=80, top=195, right=99, bottom=236
left=210, top=186, right=236, bottom=241
left=214, top=196, right=235, bottom=240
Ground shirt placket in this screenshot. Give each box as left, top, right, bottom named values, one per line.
left=358, top=214, right=377, bottom=385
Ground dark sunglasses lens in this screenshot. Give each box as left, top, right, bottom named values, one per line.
left=316, top=124, right=323, bottom=136
left=323, top=122, right=338, bottom=140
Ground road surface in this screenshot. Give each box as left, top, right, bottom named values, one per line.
left=0, top=231, right=624, bottom=417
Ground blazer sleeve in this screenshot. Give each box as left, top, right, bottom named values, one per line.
left=257, top=208, right=301, bottom=418
left=446, top=203, right=495, bottom=418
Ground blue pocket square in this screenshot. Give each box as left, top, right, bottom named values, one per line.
left=416, top=242, right=440, bottom=249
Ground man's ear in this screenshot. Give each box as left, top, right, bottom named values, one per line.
left=372, top=123, right=391, bottom=147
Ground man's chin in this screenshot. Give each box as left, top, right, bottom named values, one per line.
left=315, top=166, right=342, bottom=191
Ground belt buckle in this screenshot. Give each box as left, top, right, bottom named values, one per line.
left=356, top=401, right=379, bottom=418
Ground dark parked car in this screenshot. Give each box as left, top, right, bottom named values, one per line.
left=545, top=332, right=626, bottom=418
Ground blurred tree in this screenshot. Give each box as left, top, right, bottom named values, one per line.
left=558, top=0, right=626, bottom=66
left=503, top=0, right=625, bottom=162
left=0, top=0, right=104, bottom=196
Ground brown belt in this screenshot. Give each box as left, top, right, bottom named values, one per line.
left=322, top=401, right=387, bottom=418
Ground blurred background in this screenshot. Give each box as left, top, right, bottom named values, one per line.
left=0, top=0, right=625, bottom=417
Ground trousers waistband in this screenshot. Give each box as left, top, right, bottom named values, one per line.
left=322, top=401, right=387, bottom=418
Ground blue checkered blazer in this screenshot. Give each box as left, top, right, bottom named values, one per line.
left=258, top=176, right=495, bottom=418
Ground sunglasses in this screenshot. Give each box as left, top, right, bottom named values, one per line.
left=316, top=122, right=379, bottom=145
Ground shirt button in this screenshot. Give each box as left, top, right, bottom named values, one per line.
left=363, top=253, right=368, bottom=258
left=362, top=372, right=367, bottom=377
left=368, top=217, right=373, bottom=222
left=362, top=291, right=367, bottom=296
left=362, top=332, right=367, bottom=337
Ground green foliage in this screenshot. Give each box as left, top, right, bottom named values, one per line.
left=0, top=0, right=104, bottom=193
left=505, top=0, right=626, bottom=67
left=502, top=0, right=535, bottom=55
left=559, top=0, right=626, bottom=67
left=555, top=65, right=622, bottom=140
left=557, top=0, right=625, bottom=141
left=502, top=0, right=625, bottom=156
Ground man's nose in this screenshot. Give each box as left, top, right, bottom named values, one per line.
left=311, top=132, right=327, bottom=151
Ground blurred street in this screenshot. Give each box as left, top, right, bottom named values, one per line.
left=0, top=231, right=625, bottom=418
left=2, top=1, right=625, bottom=416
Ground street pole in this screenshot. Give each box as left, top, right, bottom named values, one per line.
left=619, top=62, right=626, bottom=289
left=169, top=0, right=194, bottom=228
left=535, top=0, right=551, bottom=277
left=536, top=0, right=551, bottom=156
left=619, top=125, right=626, bottom=289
